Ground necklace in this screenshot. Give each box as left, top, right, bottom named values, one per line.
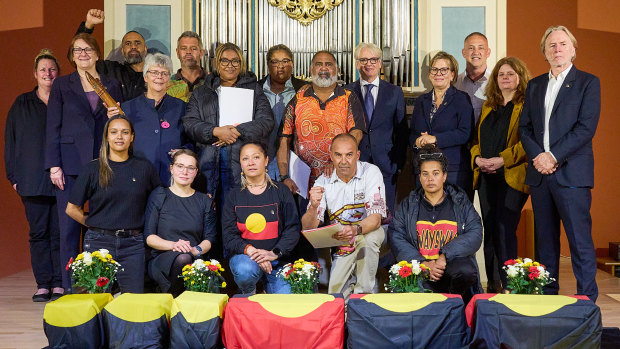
left=247, top=181, right=267, bottom=189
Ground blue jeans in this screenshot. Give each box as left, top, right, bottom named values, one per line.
left=267, top=158, right=279, bottom=181
left=229, top=254, right=291, bottom=294
left=83, top=229, right=145, bottom=293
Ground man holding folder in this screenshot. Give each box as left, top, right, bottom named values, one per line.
left=301, top=134, right=386, bottom=299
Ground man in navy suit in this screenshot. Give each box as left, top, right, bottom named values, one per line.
left=519, top=26, right=600, bottom=301
left=346, top=43, right=408, bottom=213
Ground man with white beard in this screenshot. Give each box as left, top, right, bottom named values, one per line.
left=277, top=51, right=366, bottom=196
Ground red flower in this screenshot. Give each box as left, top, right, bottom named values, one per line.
left=96, top=277, right=109, bottom=287
left=528, top=266, right=539, bottom=273
left=504, top=259, right=516, bottom=266
left=399, top=266, right=412, bottom=278
left=65, top=257, right=74, bottom=271
left=528, top=270, right=540, bottom=280
left=286, top=269, right=294, bottom=277
left=208, top=264, right=219, bottom=272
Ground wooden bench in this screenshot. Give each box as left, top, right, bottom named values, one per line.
left=597, top=257, right=620, bottom=276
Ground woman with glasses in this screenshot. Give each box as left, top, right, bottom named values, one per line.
left=107, top=53, right=189, bottom=185
left=183, top=42, right=273, bottom=202
left=45, top=33, right=122, bottom=292
left=144, top=149, right=216, bottom=296
left=66, top=116, right=160, bottom=293
left=410, top=51, right=474, bottom=199
left=471, top=57, right=531, bottom=292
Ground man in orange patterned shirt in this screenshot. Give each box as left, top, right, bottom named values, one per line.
left=277, top=51, right=366, bottom=198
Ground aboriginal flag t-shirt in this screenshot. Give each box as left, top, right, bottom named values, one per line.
left=416, top=193, right=458, bottom=260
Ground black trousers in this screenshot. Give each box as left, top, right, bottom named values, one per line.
left=530, top=173, right=598, bottom=302
left=21, top=195, right=62, bottom=289
left=423, top=256, right=479, bottom=297
left=54, top=175, right=82, bottom=290
left=478, top=174, right=528, bottom=287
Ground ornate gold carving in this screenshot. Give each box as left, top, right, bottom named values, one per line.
left=268, top=0, right=344, bottom=26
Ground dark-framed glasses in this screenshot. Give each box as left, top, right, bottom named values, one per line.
left=220, top=58, right=241, bottom=67
left=269, top=58, right=292, bottom=66
left=358, top=57, right=380, bottom=65
left=429, top=67, right=451, bottom=76
left=147, top=70, right=170, bottom=78
left=73, top=47, right=94, bottom=55
left=173, top=163, right=198, bottom=173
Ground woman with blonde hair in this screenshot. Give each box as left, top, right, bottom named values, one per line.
left=471, top=56, right=531, bottom=292
left=5, top=49, right=63, bottom=301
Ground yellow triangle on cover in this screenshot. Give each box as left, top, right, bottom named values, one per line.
left=171, top=291, right=229, bottom=323
left=248, top=294, right=335, bottom=318
left=44, top=293, right=113, bottom=327
left=104, top=293, right=173, bottom=322
left=489, top=294, right=577, bottom=316
left=361, top=293, right=448, bottom=312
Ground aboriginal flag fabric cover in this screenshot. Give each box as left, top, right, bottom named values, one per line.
left=468, top=294, right=602, bottom=348
left=170, top=291, right=229, bottom=349
left=346, top=293, right=468, bottom=349
left=102, top=293, right=173, bottom=349
left=43, top=293, right=113, bottom=349
left=222, top=294, right=345, bottom=349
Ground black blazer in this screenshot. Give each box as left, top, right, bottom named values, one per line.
left=4, top=88, right=56, bottom=196
left=346, top=79, right=408, bottom=176
left=519, top=65, right=601, bottom=188
left=410, top=86, right=474, bottom=172
left=45, top=71, right=123, bottom=175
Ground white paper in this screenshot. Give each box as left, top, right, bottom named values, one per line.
left=302, top=223, right=344, bottom=248
left=218, top=86, right=254, bottom=126
left=288, top=151, right=311, bottom=199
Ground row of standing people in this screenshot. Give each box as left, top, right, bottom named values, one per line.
left=5, top=18, right=599, bottom=302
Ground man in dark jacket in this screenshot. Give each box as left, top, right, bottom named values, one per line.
left=76, top=9, right=147, bottom=100
left=389, top=145, right=482, bottom=298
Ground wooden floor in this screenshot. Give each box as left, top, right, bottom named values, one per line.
left=0, top=257, right=619, bottom=349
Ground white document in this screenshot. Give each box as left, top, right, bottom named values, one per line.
left=218, top=86, right=254, bottom=126
left=288, top=151, right=311, bottom=199
left=302, top=223, right=344, bottom=248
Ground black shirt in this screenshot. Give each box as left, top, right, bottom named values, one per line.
left=416, top=191, right=458, bottom=259
left=4, top=88, right=56, bottom=196
left=144, top=187, right=216, bottom=258
left=480, top=101, right=513, bottom=160
left=69, top=156, right=160, bottom=230
left=222, top=184, right=300, bottom=260
left=77, top=22, right=147, bottom=100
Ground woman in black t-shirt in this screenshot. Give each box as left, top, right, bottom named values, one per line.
left=66, top=115, right=160, bottom=293
left=144, top=149, right=216, bottom=296
left=222, top=142, right=300, bottom=294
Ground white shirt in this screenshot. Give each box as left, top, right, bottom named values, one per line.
left=360, top=76, right=380, bottom=107
left=544, top=64, right=573, bottom=156
left=455, top=69, right=490, bottom=123
left=311, top=161, right=387, bottom=224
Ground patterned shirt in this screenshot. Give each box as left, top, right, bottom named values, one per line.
left=167, top=68, right=207, bottom=102
left=311, top=161, right=387, bottom=225
left=281, top=84, right=366, bottom=185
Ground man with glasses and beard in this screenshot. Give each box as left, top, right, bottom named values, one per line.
left=167, top=31, right=209, bottom=102
left=76, top=9, right=148, bottom=100
left=277, top=51, right=366, bottom=198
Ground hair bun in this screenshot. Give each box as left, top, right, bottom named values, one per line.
left=36, top=48, right=55, bottom=60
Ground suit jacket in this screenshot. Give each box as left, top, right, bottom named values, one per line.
left=518, top=66, right=600, bottom=188
left=471, top=102, right=529, bottom=193
left=346, top=79, right=408, bottom=176
left=410, top=86, right=474, bottom=172
left=45, top=71, right=123, bottom=176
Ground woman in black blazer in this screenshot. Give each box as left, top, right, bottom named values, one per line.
left=411, top=51, right=474, bottom=199
left=5, top=49, right=63, bottom=301
left=45, top=33, right=122, bottom=292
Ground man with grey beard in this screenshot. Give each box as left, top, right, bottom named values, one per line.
left=277, top=50, right=366, bottom=198
left=76, top=8, right=148, bottom=100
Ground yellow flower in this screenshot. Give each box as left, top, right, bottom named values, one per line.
left=205, top=261, right=211, bottom=266
left=405, top=263, right=412, bottom=268
left=183, top=265, right=190, bottom=271
left=533, top=262, right=540, bottom=266
left=191, top=281, right=195, bottom=285
left=92, top=251, right=100, bottom=257
left=106, top=254, right=113, bottom=259
left=219, top=267, right=225, bottom=272
left=76, top=254, right=83, bottom=260
left=398, top=261, right=406, bottom=267
left=222, top=282, right=227, bottom=288
left=184, top=277, right=189, bottom=281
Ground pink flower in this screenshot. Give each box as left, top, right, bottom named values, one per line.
left=65, top=257, right=73, bottom=271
